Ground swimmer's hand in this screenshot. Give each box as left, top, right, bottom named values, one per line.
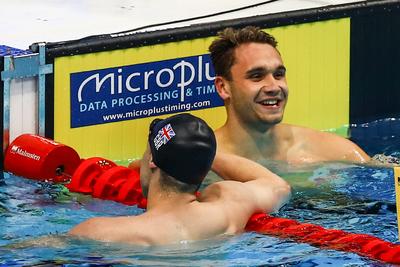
left=370, top=154, right=400, bottom=167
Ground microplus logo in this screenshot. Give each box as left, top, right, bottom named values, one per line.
left=10, top=145, right=41, bottom=161
left=70, top=54, right=223, bottom=128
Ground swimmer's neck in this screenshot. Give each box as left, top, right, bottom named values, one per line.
left=146, top=182, right=197, bottom=211
left=224, top=113, right=281, bottom=136
left=216, top=118, right=290, bottom=159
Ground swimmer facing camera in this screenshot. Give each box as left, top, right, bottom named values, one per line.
left=210, top=26, right=371, bottom=164
left=69, top=113, right=291, bottom=245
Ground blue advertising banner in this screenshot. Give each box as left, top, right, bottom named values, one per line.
left=70, top=54, right=222, bottom=128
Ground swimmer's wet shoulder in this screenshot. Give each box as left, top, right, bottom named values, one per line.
left=69, top=215, right=156, bottom=245
left=215, top=123, right=370, bottom=164
left=286, top=125, right=370, bottom=164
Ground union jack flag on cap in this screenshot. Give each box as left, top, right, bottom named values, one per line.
left=153, top=123, right=176, bottom=150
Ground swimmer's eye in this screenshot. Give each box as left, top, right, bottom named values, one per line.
left=246, top=66, right=286, bottom=81
left=249, top=73, right=264, bottom=81
left=273, top=68, right=286, bottom=79
left=246, top=69, right=267, bottom=81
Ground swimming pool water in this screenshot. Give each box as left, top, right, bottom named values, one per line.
left=0, top=119, right=399, bottom=266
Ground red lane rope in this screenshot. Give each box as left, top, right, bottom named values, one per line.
left=245, top=213, right=400, bottom=264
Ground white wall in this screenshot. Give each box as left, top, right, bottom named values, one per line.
left=9, top=78, right=38, bottom=142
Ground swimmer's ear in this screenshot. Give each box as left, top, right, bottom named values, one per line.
left=148, top=154, right=157, bottom=169
left=215, top=76, right=231, bottom=100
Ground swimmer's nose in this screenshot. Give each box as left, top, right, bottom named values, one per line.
left=260, top=85, right=281, bottom=97
left=261, top=74, right=281, bottom=93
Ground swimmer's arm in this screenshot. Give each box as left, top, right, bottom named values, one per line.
left=68, top=216, right=125, bottom=242
left=338, top=139, right=371, bottom=163
left=326, top=138, right=400, bottom=167
left=314, top=132, right=399, bottom=167
left=68, top=217, right=99, bottom=239
left=211, top=152, right=291, bottom=212
left=69, top=217, right=122, bottom=242
left=312, top=130, right=371, bottom=163
left=68, top=217, right=122, bottom=241
left=328, top=138, right=398, bottom=167
left=211, top=152, right=286, bottom=184
left=4, top=235, right=68, bottom=249
left=69, top=217, right=154, bottom=245
left=368, top=154, right=400, bottom=167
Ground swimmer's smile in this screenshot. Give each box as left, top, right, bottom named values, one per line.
left=259, top=99, right=279, bottom=106
left=256, top=97, right=284, bottom=111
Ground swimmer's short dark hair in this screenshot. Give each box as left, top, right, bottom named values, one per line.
left=159, top=170, right=200, bottom=194
left=209, top=26, right=278, bottom=80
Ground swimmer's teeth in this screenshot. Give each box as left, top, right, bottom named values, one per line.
left=262, top=100, right=278, bottom=105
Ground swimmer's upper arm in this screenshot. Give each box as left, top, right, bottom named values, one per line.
left=304, top=130, right=371, bottom=163
left=242, top=178, right=291, bottom=213
left=69, top=217, right=103, bottom=238
left=69, top=217, right=152, bottom=245
left=344, top=143, right=370, bottom=163
left=344, top=138, right=370, bottom=162
left=324, top=133, right=371, bottom=163
left=207, top=152, right=291, bottom=212
left=69, top=217, right=124, bottom=241
left=202, top=178, right=290, bottom=215
left=200, top=181, right=261, bottom=230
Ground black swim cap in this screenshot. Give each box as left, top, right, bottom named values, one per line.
left=148, top=113, right=216, bottom=185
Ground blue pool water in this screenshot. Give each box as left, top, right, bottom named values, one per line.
left=0, top=119, right=399, bottom=266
